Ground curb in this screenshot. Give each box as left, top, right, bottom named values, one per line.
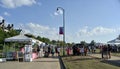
left=58, top=56, right=66, bottom=69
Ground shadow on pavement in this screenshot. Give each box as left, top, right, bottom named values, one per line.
left=33, top=56, right=59, bottom=62
left=33, top=61, right=59, bottom=62
left=101, top=60, right=120, bottom=67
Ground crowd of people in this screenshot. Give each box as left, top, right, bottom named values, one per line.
left=66, top=44, right=120, bottom=59
left=36, top=45, right=61, bottom=58
left=72, top=44, right=96, bottom=56
left=100, top=44, right=120, bottom=59
left=35, top=43, right=120, bottom=59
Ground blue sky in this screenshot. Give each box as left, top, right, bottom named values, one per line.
left=1, top=0, right=120, bottom=43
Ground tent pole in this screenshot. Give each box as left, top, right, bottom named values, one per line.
left=14, top=42, right=15, bottom=51
left=3, top=42, right=5, bottom=58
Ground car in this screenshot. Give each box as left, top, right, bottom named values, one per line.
left=72, top=44, right=83, bottom=55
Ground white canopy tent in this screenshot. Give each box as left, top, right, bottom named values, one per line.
left=3, top=34, right=33, bottom=61
left=107, top=35, right=120, bottom=45
left=4, top=34, right=44, bottom=46
left=31, top=38, right=43, bottom=46
left=108, top=39, right=120, bottom=44
left=3, top=34, right=44, bottom=61
left=5, top=35, right=33, bottom=43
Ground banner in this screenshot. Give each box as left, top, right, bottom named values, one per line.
left=24, top=45, right=32, bottom=62
left=59, top=27, right=64, bottom=35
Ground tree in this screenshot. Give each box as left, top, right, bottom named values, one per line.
left=80, top=41, right=87, bottom=47
left=51, top=40, right=57, bottom=45
left=90, top=40, right=96, bottom=46
left=41, top=37, right=50, bottom=44
left=36, top=36, right=42, bottom=41
left=0, top=29, right=5, bottom=43
left=66, top=43, right=72, bottom=47
left=25, top=33, right=36, bottom=38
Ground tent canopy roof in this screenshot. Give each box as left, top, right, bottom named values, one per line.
left=107, top=38, right=120, bottom=45
left=5, top=35, right=33, bottom=42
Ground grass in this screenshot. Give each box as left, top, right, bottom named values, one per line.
left=62, top=56, right=120, bottom=69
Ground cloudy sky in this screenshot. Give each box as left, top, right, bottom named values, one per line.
left=0, top=0, right=120, bottom=43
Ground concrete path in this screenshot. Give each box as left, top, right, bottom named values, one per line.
left=88, top=53, right=120, bottom=66
left=89, top=53, right=120, bottom=60
left=0, top=57, right=61, bottom=69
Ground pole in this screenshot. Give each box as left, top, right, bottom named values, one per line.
left=3, top=42, right=5, bottom=57
left=57, top=7, right=66, bottom=56
left=63, top=9, right=65, bottom=56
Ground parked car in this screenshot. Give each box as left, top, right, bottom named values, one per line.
left=72, top=44, right=83, bottom=55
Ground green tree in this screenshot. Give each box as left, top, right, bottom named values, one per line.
left=51, top=40, right=57, bottom=45
left=0, top=29, right=5, bottom=43
left=25, top=33, right=36, bottom=38
left=0, top=29, right=19, bottom=43
left=90, top=40, right=96, bottom=46
left=36, top=36, right=41, bottom=40
left=80, top=41, right=87, bottom=47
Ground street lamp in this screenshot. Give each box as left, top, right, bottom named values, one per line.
left=56, top=7, right=65, bottom=56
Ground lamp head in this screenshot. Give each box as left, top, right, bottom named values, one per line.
left=57, top=8, right=59, bottom=11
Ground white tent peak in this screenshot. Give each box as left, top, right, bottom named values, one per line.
left=4, top=34, right=44, bottom=45
left=20, top=30, right=25, bottom=36
left=5, top=34, right=33, bottom=42
left=116, top=35, right=120, bottom=40
left=107, top=35, right=120, bottom=44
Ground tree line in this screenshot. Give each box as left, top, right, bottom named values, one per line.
left=0, top=27, right=96, bottom=50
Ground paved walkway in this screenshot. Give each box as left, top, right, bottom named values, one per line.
left=89, top=53, right=120, bottom=66
left=89, top=53, right=120, bottom=60
left=0, top=57, right=61, bottom=69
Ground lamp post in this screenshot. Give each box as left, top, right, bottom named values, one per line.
left=57, top=7, right=65, bottom=56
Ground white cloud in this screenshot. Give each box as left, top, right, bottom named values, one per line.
left=18, top=23, right=59, bottom=40
left=15, top=23, right=120, bottom=43
left=77, top=26, right=117, bottom=37
left=4, top=12, right=10, bottom=16
left=0, top=0, right=36, bottom=8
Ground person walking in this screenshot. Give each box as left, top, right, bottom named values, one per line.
left=55, top=47, right=58, bottom=56
left=101, top=45, right=104, bottom=59
left=84, top=47, right=87, bottom=56
left=108, top=44, right=112, bottom=59
left=40, top=46, right=43, bottom=57
left=48, top=46, right=51, bottom=57
left=57, top=47, right=60, bottom=56
left=51, top=47, right=55, bottom=57
left=66, top=47, right=70, bottom=56
left=80, top=46, right=84, bottom=56
left=37, top=46, right=40, bottom=58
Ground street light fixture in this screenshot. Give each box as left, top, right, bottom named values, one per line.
left=56, top=7, right=65, bottom=56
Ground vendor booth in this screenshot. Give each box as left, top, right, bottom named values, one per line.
left=4, top=34, right=43, bottom=62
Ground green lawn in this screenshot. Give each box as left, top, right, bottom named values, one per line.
left=62, top=56, right=120, bottom=69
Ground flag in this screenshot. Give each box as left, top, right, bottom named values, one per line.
left=59, top=27, right=64, bottom=35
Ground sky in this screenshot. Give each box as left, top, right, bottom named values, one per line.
left=0, top=0, right=120, bottom=43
